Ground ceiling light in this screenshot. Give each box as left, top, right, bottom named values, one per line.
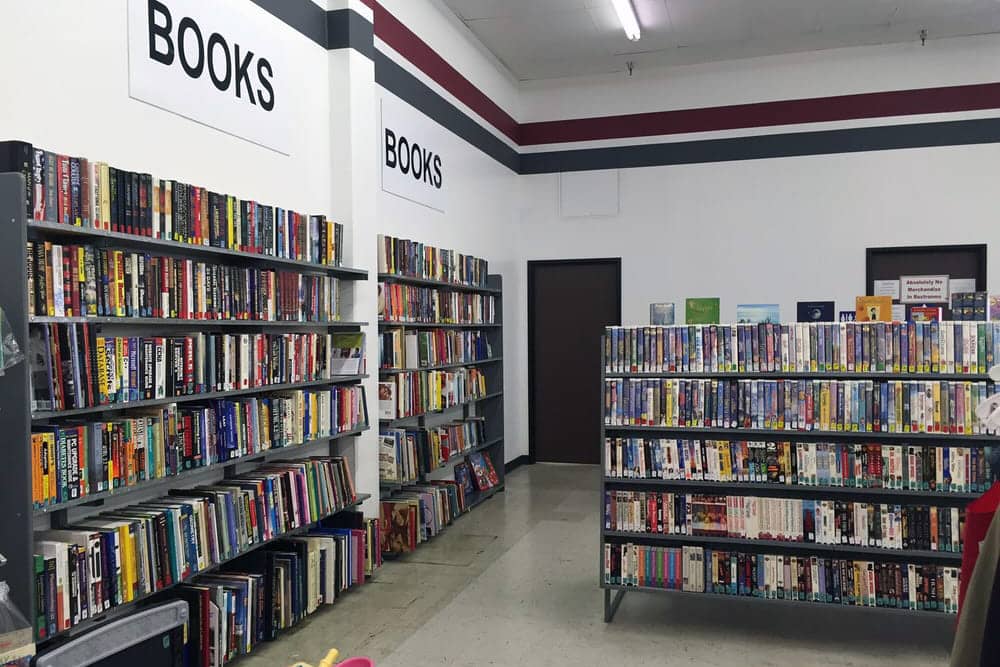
left=610, top=0, right=641, bottom=41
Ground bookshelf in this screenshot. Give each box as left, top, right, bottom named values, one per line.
left=0, top=171, right=374, bottom=647
left=599, top=323, right=989, bottom=624
left=377, top=255, right=505, bottom=525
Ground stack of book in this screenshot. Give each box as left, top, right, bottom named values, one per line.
left=603, top=377, right=993, bottom=434
left=606, top=490, right=965, bottom=551
left=30, top=325, right=363, bottom=412
left=31, top=385, right=368, bottom=507
left=380, top=482, right=464, bottom=554
left=604, top=544, right=960, bottom=613
left=379, top=418, right=486, bottom=484
left=605, top=437, right=992, bottom=491
left=606, top=322, right=999, bottom=375
left=27, top=241, right=341, bottom=321
left=2, top=140, right=344, bottom=265
left=376, top=234, right=488, bottom=288
left=380, top=328, right=493, bottom=369
left=33, top=456, right=357, bottom=640
left=379, top=284, right=496, bottom=325
left=377, top=367, right=487, bottom=421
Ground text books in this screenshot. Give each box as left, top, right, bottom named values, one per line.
left=380, top=328, right=492, bottom=370
left=378, top=367, right=487, bottom=421
left=379, top=283, right=495, bottom=325
left=379, top=419, right=485, bottom=483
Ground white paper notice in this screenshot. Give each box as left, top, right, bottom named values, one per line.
left=874, top=280, right=900, bottom=300
left=900, top=275, right=949, bottom=304
left=949, top=278, right=977, bottom=297
left=892, top=304, right=906, bottom=322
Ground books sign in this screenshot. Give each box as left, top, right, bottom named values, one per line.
left=380, top=96, right=446, bottom=212
left=127, top=0, right=291, bottom=154
left=900, top=275, right=949, bottom=304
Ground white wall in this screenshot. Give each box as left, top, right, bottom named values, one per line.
left=0, top=0, right=333, bottom=212
left=509, top=35, right=1000, bottom=462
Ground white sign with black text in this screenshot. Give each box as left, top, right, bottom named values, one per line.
left=900, top=274, right=950, bottom=303
left=380, top=96, right=446, bottom=212
left=127, top=0, right=291, bottom=154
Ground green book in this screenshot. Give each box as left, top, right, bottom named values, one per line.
left=685, top=297, right=720, bottom=324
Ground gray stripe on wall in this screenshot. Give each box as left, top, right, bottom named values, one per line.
left=519, top=117, right=1000, bottom=174
left=374, top=52, right=521, bottom=172
left=249, top=0, right=329, bottom=47
left=328, top=8, right=375, bottom=60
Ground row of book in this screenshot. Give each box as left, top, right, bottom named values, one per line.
left=1, top=140, right=345, bottom=266
left=31, top=385, right=368, bottom=507
left=603, top=543, right=960, bottom=613
left=378, top=419, right=486, bottom=483
left=379, top=328, right=494, bottom=370
left=376, top=234, right=489, bottom=288
left=603, top=378, right=994, bottom=435
left=27, top=241, right=342, bottom=322
left=606, top=491, right=965, bottom=553
left=605, top=322, right=999, bottom=376
left=379, top=283, right=496, bottom=325
left=604, top=438, right=995, bottom=492
left=380, top=483, right=465, bottom=554
left=168, top=513, right=378, bottom=667
left=30, top=325, right=364, bottom=412
left=32, top=456, right=357, bottom=639
left=377, top=368, right=488, bottom=421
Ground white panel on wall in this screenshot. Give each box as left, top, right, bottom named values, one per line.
left=559, top=169, right=620, bottom=217
left=127, top=0, right=293, bottom=154
left=380, top=95, right=448, bottom=212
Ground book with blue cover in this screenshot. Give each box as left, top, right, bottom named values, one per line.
left=796, top=301, right=834, bottom=322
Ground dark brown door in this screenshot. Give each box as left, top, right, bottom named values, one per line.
left=529, top=259, right=621, bottom=464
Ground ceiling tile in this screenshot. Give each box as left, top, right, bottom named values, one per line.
left=444, top=0, right=589, bottom=20
left=664, top=0, right=752, bottom=46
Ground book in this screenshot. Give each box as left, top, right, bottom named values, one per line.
left=6, top=139, right=346, bottom=265
left=649, top=303, right=675, bottom=325
left=379, top=283, right=495, bottom=325
left=605, top=321, right=997, bottom=377
left=33, top=455, right=360, bottom=637
left=602, top=542, right=959, bottom=612
left=468, top=452, right=498, bottom=491
left=330, top=333, right=365, bottom=376
left=909, top=306, right=943, bottom=322
left=380, top=328, right=493, bottom=370
left=454, top=462, right=475, bottom=499
left=991, top=296, right=1000, bottom=321
left=797, top=301, right=834, bottom=323
left=737, top=304, right=780, bottom=324
left=685, top=298, right=720, bottom=325
left=378, top=381, right=397, bottom=421
left=378, top=368, right=487, bottom=419
left=838, top=311, right=856, bottom=322
left=855, top=296, right=893, bottom=322
left=377, top=234, right=489, bottom=287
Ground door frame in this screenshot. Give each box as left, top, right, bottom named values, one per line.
left=527, top=258, right=622, bottom=464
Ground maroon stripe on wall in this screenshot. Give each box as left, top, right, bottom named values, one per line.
left=519, top=82, right=1000, bottom=145
left=371, top=2, right=520, bottom=143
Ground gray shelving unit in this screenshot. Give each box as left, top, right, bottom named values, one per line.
left=1, top=173, right=372, bottom=645
left=377, top=271, right=505, bottom=511
left=599, top=331, right=986, bottom=624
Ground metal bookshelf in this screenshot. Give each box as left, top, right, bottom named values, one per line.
left=377, top=270, right=505, bottom=511
left=0, top=173, right=373, bottom=645
left=599, top=329, right=987, bottom=624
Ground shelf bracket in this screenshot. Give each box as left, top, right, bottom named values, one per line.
left=604, top=588, right=626, bottom=622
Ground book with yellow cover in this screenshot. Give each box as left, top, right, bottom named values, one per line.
left=855, top=296, right=893, bottom=322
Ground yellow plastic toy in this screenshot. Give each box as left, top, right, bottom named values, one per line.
left=290, top=649, right=374, bottom=667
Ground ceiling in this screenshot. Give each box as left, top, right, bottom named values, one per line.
left=441, top=0, right=1000, bottom=81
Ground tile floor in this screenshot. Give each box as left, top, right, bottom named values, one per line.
left=243, top=464, right=954, bottom=667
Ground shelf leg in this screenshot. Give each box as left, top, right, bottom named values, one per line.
left=604, top=588, right=625, bottom=622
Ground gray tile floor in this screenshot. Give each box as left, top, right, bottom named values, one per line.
left=243, top=464, right=954, bottom=667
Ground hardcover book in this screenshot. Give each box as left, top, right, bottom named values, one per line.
left=330, top=333, right=364, bottom=376
left=796, top=301, right=834, bottom=322
left=685, top=298, right=720, bottom=325
left=378, top=381, right=397, bottom=421
left=908, top=305, right=943, bottom=322
left=855, top=296, right=892, bottom=322
left=649, top=303, right=675, bottom=325
left=991, top=295, right=1000, bottom=321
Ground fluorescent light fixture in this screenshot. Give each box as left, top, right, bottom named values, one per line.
left=610, top=0, right=640, bottom=41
